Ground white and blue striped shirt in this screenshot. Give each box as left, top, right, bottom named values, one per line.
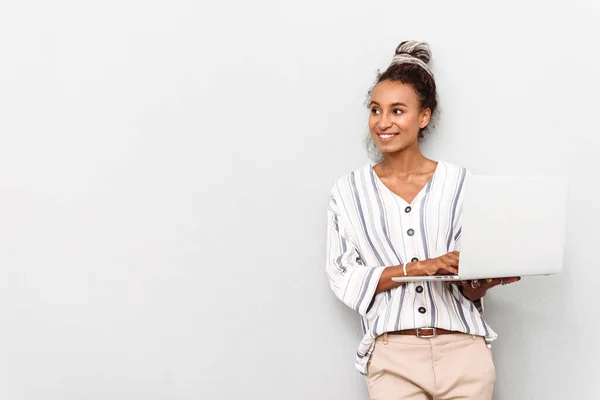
left=326, top=161, right=497, bottom=375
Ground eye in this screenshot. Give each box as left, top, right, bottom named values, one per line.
left=370, top=108, right=381, bottom=115
left=393, top=109, right=403, bottom=115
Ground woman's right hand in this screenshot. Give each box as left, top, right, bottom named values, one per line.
left=415, top=251, right=459, bottom=276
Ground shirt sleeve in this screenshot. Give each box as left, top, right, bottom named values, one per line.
left=450, top=169, right=485, bottom=315
left=325, top=186, right=387, bottom=317
left=448, top=169, right=470, bottom=252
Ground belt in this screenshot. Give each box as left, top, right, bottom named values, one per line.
left=387, top=328, right=461, bottom=338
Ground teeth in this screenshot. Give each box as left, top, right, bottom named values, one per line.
left=380, top=134, right=395, bottom=139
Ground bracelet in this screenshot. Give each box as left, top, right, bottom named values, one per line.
left=403, top=263, right=408, bottom=276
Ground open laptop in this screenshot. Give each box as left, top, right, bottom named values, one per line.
left=392, top=174, right=568, bottom=283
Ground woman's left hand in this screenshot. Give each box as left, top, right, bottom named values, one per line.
left=452, top=277, right=521, bottom=300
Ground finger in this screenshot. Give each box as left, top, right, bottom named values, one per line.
left=486, top=277, right=520, bottom=288
left=440, top=255, right=459, bottom=267
left=438, top=267, right=458, bottom=275
left=438, top=265, right=458, bottom=275
left=482, top=278, right=505, bottom=287
left=444, top=253, right=460, bottom=263
left=489, top=278, right=503, bottom=287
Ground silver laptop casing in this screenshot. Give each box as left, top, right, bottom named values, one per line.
left=392, top=175, right=568, bottom=283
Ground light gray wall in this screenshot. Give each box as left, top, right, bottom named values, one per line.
left=0, top=1, right=598, bottom=399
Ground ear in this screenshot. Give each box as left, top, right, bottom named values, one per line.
left=419, top=108, right=432, bottom=129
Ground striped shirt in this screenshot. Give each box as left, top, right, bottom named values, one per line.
left=325, top=161, right=498, bottom=375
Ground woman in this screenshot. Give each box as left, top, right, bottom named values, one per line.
left=325, top=41, right=520, bottom=400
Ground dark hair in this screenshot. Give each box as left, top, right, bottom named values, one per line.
left=368, top=41, right=438, bottom=139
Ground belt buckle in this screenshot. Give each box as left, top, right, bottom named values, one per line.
left=416, top=327, right=437, bottom=338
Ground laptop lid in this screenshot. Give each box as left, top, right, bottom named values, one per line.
left=457, top=174, right=568, bottom=280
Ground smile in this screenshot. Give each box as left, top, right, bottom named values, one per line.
left=377, top=133, right=399, bottom=141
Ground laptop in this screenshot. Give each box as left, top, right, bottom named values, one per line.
left=392, top=174, right=568, bottom=283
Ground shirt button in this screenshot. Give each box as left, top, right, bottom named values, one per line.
left=407, top=229, right=415, bottom=236
left=405, top=206, right=412, bottom=213
left=411, top=257, right=419, bottom=263
left=418, top=307, right=426, bottom=314
left=416, top=285, right=424, bottom=294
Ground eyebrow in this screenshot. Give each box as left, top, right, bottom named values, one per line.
left=369, top=101, right=409, bottom=108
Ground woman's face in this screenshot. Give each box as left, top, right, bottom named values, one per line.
left=368, top=80, right=431, bottom=156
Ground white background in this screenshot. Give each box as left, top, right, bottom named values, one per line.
left=0, top=1, right=598, bottom=399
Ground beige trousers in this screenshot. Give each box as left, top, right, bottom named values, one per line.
left=366, top=333, right=495, bottom=400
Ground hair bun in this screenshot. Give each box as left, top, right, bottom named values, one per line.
left=395, top=40, right=432, bottom=64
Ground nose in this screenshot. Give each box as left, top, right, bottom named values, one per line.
left=377, top=111, right=393, bottom=131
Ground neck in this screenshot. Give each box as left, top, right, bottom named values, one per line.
left=379, top=147, right=428, bottom=174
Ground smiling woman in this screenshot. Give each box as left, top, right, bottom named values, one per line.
left=325, top=41, right=520, bottom=400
